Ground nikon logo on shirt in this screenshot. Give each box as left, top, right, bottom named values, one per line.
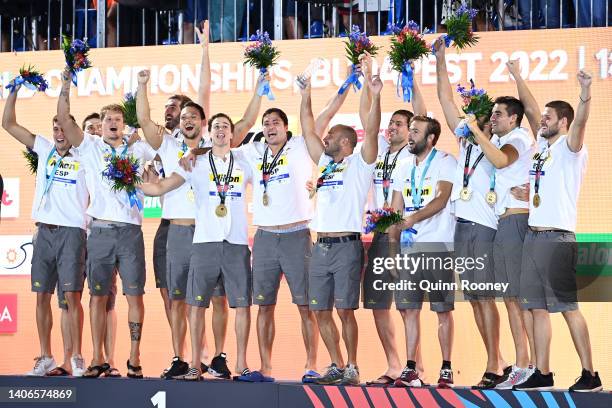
left=208, top=174, right=242, bottom=183
left=375, top=161, right=395, bottom=171
left=403, top=187, right=432, bottom=197
left=48, top=159, right=80, bottom=171
left=256, top=156, right=288, bottom=170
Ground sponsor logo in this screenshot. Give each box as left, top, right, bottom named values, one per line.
left=0, top=294, right=17, bottom=333
left=144, top=196, right=162, bottom=218
left=1, top=178, right=20, bottom=218
left=0, top=235, right=33, bottom=276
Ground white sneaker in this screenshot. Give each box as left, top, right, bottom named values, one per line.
left=26, top=356, right=56, bottom=376
left=496, top=365, right=535, bottom=389
left=71, top=355, right=86, bottom=377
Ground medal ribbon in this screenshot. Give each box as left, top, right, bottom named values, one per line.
left=463, top=144, right=485, bottom=188
left=410, top=148, right=437, bottom=210
left=533, top=146, right=549, bottom=196
left=261, top=142, right=287, bottom=194
left=315, top=159, right=342, bottom=193
left=42, top=148, right=69, bottom=197
left=209, top=151, right=234, bottom=206
left=381, top=145, right=407, bottom=205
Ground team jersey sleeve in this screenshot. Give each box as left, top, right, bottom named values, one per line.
left=32, top=135, right=53, bottom=156
left=391, top=159, right=409, bottom=192
left=439, top=153, right=458, bottom=184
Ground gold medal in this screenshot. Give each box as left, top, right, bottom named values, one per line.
left=262, top=192, right=270, bottom=206
left=485, top=191, right=497, bottom=206
left=459, top=187, right=472, bottom=201
left=186, top=189, right=195, bottom=203
left=215, top=204, right=227, bottom=217
left=533, top=193, right=541, bottom=208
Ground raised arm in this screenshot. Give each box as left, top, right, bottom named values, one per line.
left=467, top=115, right=518, bottom=168
left=567, top=70, right=592, bottom=153
left=140, top=172, right=186, bottom=197
left=136, top=69, right=164, bottom=150
left=57, top=69, right=84, bottom=147
left=196, top=21, right=211, bottom=119
left=402, top=181, right=453, bottom=226
left=433, top=37, right=462, bottom=133
left=232, top=74, right=266, bottom=147
left=358, top=53, right=373, bottom=128
left=411, top=63, right=426, bottom=116
left=299, top=81, right=324, bottom=163
left=313, top=63, right=357, bottom=136
left=506, top=60, right=540, bottom=137
left=1, top=83, right=36, bottom=148
left=361, top=75, right=382, bottom=164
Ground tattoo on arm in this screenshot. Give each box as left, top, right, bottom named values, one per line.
left=129, top=321, right=142, bottom=341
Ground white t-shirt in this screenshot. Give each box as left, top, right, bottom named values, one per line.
left=392, top=149, right=457, bottom=243
left=77, top=134, right=156, bottom=225
left=528, top=135, right=587, bottom=232
left=31, top=135, right=89, bottom=230
left=174, top=149, right=252, bottom=244
left=450, top=138, right=499, bottom=230
left=239, top=136, right=314, bottom=226
left=155, top=134, right=211, bottom=219
left=494, top=127, right=535, bottom=215
left=311, top=151, right=376, bottom=233
left=369, top=135, right=413, bottom=210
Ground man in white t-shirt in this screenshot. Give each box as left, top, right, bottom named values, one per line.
left=140, top=114, right=257, bottom=381
left=465, top=95, right=537, bottom=389
left=356, top=55, right=426, bottom=385
left=57, top=69, right=156, bottom=379
left=299, top=76, right=380, bottom=385
left=434, top=37, right=511, bottom=389
left=387, top=115, right=457, bottom=388
left=509, top=70, right=602, bottom=392
left=2, top=83, right=88, bottom=378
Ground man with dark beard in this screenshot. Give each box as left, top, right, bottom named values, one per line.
left=434, top=37, right=510, bottom=389
left=509, top=69, right=602, bottom=393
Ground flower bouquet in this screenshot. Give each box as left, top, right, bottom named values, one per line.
left=120, top=92, right=139, bottom=129
left=364, top=207, right=405, bottom=234
left=62, top=35, right=92, bottom=85
left=23, top=147, right=38, bottom=174
left=338, top=25, right=379, bottom=94
left=455, top=79, right=494, bottom=144
left=244, top=30, right=280, bottom=100
left=441, top=4, right=479, bottom=51
left=102, top=155, right=143, bottom=209
left=6, top=65, right=49, bottom=94
left=387, top=21, right=430, bottom=102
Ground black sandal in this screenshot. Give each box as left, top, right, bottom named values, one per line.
left=83, top=363, right=110, bottom=378
left=127, top=360, right=143, bottom=379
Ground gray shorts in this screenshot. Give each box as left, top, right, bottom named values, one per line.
left=187, top=241, right=252, bottom=308
left=395, top=251, right=455, bottom=312
left=31, top=225, right=86, bottom=294
left=153, top=219, right=170, bottom=289
left=454, top=219, right=496, bottom=300
left=58, top=271, right=117, bottom=311
left=166, top=224, right=195, bottom=300
left=494, top=214, right=528, bottom=298
left=309, top=237, right=363, bottom=311
left=363, top=233, right=394, bottom=310
left=252, top=228, right=311, bottom=306
left=520, top=230, right=578, bottom=313
left=86, top=224, right=146, bottom=296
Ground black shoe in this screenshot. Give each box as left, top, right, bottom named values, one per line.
left=514, top=369, right=554, bottom=391
left=569, top=369, right=603, bottom=392
left=208, top=352, right=231, bottom=379
left=163, top=356, right=189, bottom=379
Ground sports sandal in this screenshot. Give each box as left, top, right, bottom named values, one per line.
left=104, top=367, right=121, bottom=377
left=127, top=360, right=143, bottom=379
left=174, top=367, right=202, bottom=381
left=83, top=363, right=111, bottom=378
left=366, top=375, right=395, bottom=386
left=46, top=367, right=71, bottom=377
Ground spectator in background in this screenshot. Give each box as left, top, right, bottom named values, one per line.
left=573, top=0, right=606, bottom=27
left=517, top=0, right=560, bottom=29
left=284, top=0, right=305, bottom=39
left=94, top=0, right=118, bottom=47
left=209, top=0, right=246, bottom=42
left=183, top=0, right=208, bottom=44
left=338, top=0, right=379, bottom=36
